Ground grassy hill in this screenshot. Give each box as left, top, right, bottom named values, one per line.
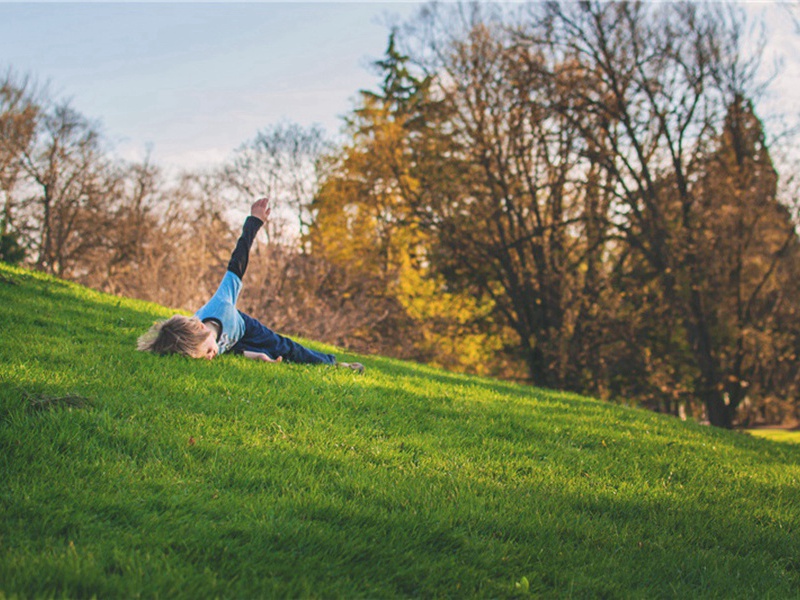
left=1, top=262, right=799, bottom=599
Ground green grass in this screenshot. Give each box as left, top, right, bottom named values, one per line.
left=1, top=261, right=799, bottom=599
left=748, top=429, right=800, bottom=445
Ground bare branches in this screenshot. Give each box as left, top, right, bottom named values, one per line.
left=221, top=122, right=331, bottom=244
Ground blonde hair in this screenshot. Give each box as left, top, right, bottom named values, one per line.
left=137, top=315, right=209, bottom=357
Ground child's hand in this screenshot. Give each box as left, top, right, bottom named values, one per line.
left=250, top=197, right=271, bottom=223
left=243, top=350, right=283, bottom=363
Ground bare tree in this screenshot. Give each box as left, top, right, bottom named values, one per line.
left=0, top=71, right=40, bottom=263
left=221, top=122, right=331, bottom=244
left=12, top=99, right=116, bottom=277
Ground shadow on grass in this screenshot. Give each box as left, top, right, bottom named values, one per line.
left=122, top=438, right=800, bottom=599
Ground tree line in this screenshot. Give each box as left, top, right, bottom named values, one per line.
left=311, top=2, right=800, bottom=428
left=2, top=1, right=798, bottom=428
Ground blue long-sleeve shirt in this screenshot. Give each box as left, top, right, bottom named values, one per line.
left=194, top=216, right=262, bottom=354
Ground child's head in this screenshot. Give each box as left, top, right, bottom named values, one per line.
left=137, top=315, right=218, bottom=359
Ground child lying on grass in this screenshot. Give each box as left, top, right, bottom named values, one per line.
left=137, top=197, right=364, bottom=373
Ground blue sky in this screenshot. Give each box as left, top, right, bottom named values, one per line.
left=1, top=2, right=797, bottom=173
left=0, top=2, right=422, bottom=169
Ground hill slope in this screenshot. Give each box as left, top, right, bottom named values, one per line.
left=1, top=262, right=799, bottom=598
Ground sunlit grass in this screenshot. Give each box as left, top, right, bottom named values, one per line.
left=1, top=262, right=799, bottom=598
left=748, top=429, right=800, bottom=445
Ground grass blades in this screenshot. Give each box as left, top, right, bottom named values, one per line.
left=747, top=429, right=800, bottom=445
left=1, top=262, right=799, bottom=598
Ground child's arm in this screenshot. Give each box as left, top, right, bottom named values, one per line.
left=242, top=350, right=283, bottom=363
left=227, top=198, right=272, bottom=280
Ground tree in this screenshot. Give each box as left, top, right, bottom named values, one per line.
left=13, top=100, right=115, bottom=277
left=538, top=1, right=793, bottom=426
left=306, top=31, right=437, bottom=359
left=80, top=162, right=236, bottom=310
left=0, top=71, right=39, bottom=264
left=222, top=122, right=330, bottom=243
left=691, top=97, right=800, bottom=426
left=393, top=4, right=619, bottom=387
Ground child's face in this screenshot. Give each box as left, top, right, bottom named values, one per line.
left=195, top=327, right=219, bottom=360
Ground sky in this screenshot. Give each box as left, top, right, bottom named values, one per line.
left=0, top=2, right=423, bottom=170
left=0, top=2, right=798, bottom=173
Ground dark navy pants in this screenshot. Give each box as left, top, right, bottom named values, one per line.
left=230, top=311, right=336, bottom=365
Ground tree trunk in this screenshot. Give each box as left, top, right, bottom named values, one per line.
left=704, top=389, right=735, bottom=429
left=525, top=344, right=551, bottom=389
